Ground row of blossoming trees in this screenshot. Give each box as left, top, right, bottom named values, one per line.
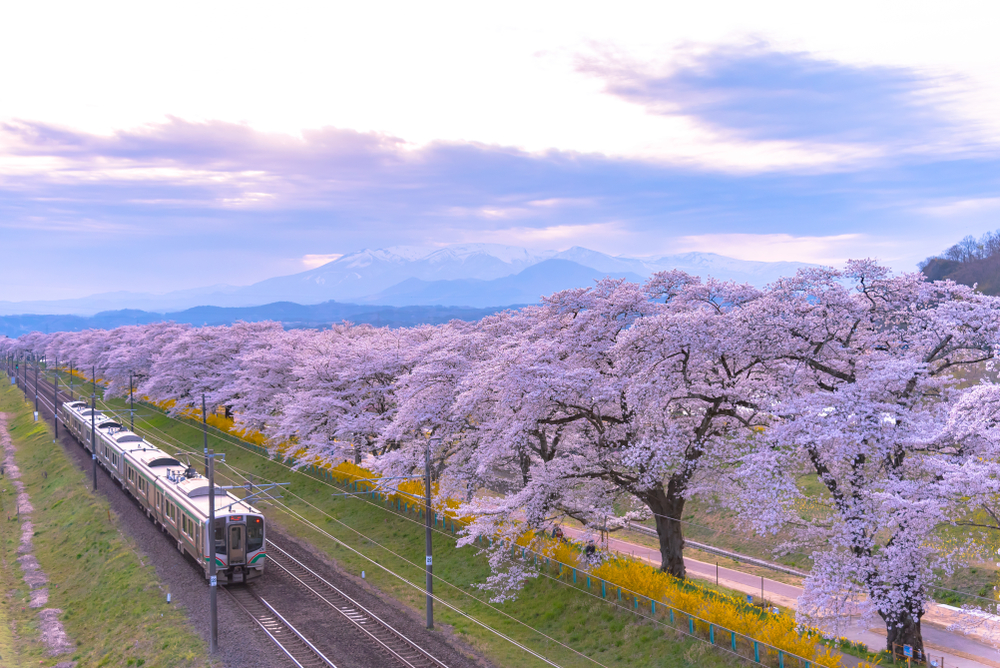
left=5, top=260, right=1000, bottom=654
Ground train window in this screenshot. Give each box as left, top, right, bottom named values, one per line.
left=246, top=516, right=264, bottom=553
left=213, top=518, right=227, bottom=556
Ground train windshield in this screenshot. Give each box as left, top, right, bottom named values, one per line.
left=213, top=518, right=226, bottom=556
left=247, top=516, right=264, bottom=553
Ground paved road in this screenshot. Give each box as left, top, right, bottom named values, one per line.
left=560, top=524, right=1000, bottom=668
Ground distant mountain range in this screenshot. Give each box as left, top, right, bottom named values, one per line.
left=0, top=243, right=817, bottom=318
left=0, top=303, right=517, bottom=338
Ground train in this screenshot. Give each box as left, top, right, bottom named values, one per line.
left=59, top=400, right=266, bottom=584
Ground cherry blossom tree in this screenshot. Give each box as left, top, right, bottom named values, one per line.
left=279, top=324, right=434, bottom=463
left=453, top=276, right=775, bottom=583
left=141, top=321, right=284, bottom=412
left=736, top=262, right=1000, bottom=655
left=611, top=273, right=776, bottom=577
left=227, top=327, right=316, bottom=435
left=97, top=323, right=191, bottom=398
left=375, top=317, right=514, bottom=498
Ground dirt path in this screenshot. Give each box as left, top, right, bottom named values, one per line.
left=1, top=412, right=75, bottom=661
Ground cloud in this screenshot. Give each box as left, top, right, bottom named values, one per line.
left=673, top=233, right=881, bottom=265
left=919, top=197, right=1000, bottom=217
left=301, top=253, right=344, bottom=269
left=582, top=45, right=963, bottom=146
left=464, top=222, right=627, bottom=247
left=1, top=116, right=1000, bottom=298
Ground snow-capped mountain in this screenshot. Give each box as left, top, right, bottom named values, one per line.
left=238, top=244, right=817, bottom=307
left=234, top=243, right=552, bottom=305
left=0, top=244, right=819, bottom=316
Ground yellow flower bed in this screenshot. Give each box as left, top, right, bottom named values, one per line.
left=588, top=557, right=839, bottom=667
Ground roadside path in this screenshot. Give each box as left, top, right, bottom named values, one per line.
left=560, top=524, right=1000, bottom=668
left=1, top=412, right=76, bottom=661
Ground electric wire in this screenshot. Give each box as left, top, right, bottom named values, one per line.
left=25, top=369, right=1000, bottom=615
left=36, top=380, right=580, bottom=668
left=104, top=403, right=798, bottom=667
left=22, top=374, right=580, bottom=668
left=28, top=370, right=1000, bottom=614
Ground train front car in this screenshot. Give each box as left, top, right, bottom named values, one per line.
left=209, top=509, right=267, bottom=584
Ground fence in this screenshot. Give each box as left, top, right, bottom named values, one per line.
left=890, top=643, right=945, bottom=667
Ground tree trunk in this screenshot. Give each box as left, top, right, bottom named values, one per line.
left=882, top=610, right=924, bottom=660
left=644, top=484, right=687, bottom=579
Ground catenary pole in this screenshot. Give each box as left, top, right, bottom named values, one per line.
left=425, top=435, right=438, bottom=629
left=129, top=372, right=134, bottom=430
left=202, top=394, right=209, bottom=472
left=91, top=391, right=97, bottom=491
left=34, top=360, right=38, bottom=412
left=53, top=372, right=59, bottom=440
left=91, top=365, right=98, bottom=491
left=208, top=449, right=218, bottom=653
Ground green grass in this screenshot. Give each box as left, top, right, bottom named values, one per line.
left=0, top=524, right=22, bottom=668
left=0, top=380, right=212, bottom=668
left=83, top=388, right=756, bottom=668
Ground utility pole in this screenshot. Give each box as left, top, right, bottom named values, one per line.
left=202, top=394, right=209, bottom=472
left=69, top=362, right=74, bottom=400
left=34, top=361, right=38, bottom=412
left=202, top=394, right=218, bottom=652
left=425, top=435, right=440, bottom=629
left=208, top=448, right=218, bottom=653
left=91, top=392, right=97, bottom=491
left=53, top=373, right=59, bottom=441
left=129, top=372, right=134, bottom=430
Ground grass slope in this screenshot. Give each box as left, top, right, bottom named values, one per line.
left=90, top=391, right=749, bottom=668
left=0, top=381, right=212, bottom=668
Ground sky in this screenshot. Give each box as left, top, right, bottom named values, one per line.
left=2, top=0, right=999, bottom=300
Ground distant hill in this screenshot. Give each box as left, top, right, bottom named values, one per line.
left=920, top=230, right=1000, bottom=295
left=0, top=302, right=517, bottom=338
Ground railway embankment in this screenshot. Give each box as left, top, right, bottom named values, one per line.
left=0, top=381, right=211, bottom=668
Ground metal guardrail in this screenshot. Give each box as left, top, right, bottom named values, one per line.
left=624, top=522, right=808, bottom=578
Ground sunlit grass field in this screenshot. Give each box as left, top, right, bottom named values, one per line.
left=0, top=380, right=212, bottom=668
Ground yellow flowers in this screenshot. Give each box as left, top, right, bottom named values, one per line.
left=587, top=557, right=839, bottom=667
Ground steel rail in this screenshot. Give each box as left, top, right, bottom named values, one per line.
left=224, top=584, right=338, bottom=668
left=266, top=541, right=449, bottom=668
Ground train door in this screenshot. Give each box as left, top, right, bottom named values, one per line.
left=228, top=523, right=246, bottom=566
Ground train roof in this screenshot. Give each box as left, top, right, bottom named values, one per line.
left=71, top=404, right=264, bottom=520
left=131, top=449, right=181, bottom=468
left=175, top=477, right=228, bottom=498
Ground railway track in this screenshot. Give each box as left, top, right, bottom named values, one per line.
left=224, top=585, right=338, bottom=668
left=266, top=541, right=449, bottom=668
left=16, top=369, right=453, bottom=668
